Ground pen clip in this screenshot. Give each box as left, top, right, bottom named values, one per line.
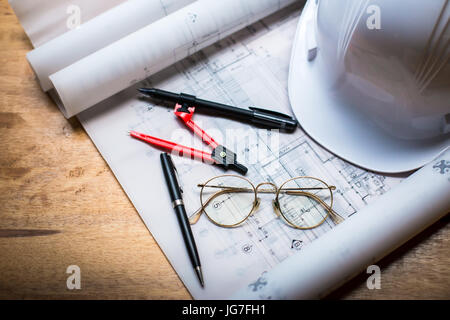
left=249, top=106, right=296, bottom=120
left=168, top=154, right=183, bottom=194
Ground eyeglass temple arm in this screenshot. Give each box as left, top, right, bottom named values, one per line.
left=188, top=209, right=203, bottom=225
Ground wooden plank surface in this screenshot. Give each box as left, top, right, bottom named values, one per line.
left=0, top=0, right=448, bottom=300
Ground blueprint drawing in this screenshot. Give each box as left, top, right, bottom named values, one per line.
left=78, top=4, right=402, bottom=299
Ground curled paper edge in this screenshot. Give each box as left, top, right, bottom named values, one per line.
left=231, top=148, right=450, bottom=299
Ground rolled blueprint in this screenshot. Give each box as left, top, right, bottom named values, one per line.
left=26, top=0, right=196, bottom=91
left=232, top=148, right=450, bottom=299
left=48, top=0, right=296, bottom=118
left=9, top=0, right=126, bottom=47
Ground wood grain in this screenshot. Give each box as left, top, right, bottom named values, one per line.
left=0, top=0, right=448, bottom=300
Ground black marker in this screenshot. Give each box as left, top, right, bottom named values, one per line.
left=139, top=88, right=298, bottom=131
left=160, top=152, right=204, bottom=287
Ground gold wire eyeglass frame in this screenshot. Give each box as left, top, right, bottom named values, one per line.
left=189, top=174, right=345, bottom=229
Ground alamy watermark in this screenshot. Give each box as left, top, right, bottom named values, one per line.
left=366, top=265, right=381, bottom=290
left=66, top=5, right=82, bottom=30
left=366, top=4, right=381, bottom=30
left=66, top=265, right=81, bottom=290
left=168, top=125, right=281, bottom=166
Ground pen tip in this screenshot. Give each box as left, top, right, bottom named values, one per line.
left=195, top=266, right=204, bottom=288
left=138, top=88, right=153, bottom=95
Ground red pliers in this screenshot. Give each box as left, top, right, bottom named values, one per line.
left=130, top=103, right=248, bottom=175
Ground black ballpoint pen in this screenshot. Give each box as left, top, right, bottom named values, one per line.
left=160, top=152, right=204, bottom=287
left=139, top=88, right=299, bottom=131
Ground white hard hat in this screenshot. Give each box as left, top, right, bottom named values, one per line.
left=289, top=0, right=450, bottom=173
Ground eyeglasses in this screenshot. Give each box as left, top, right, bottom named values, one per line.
left=189, top=175, right=345, bottom=229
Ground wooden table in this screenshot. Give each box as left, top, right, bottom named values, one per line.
left=0, top=0, right=448, bottom=300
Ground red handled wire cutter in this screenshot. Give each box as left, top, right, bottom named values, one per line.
left=130, top=103, right=248, bottom=175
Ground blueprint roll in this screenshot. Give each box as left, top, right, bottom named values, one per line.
left=26, top=0, right=196, bottom=91
left=232, top=148, right=450, bottom=299
left=48, top=0, right=296, bottom=117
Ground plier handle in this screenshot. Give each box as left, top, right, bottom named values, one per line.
left=130, top=103, right=248, bottom=175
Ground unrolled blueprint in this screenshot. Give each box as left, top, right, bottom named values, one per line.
left=77, top=6, right=402, bottom=299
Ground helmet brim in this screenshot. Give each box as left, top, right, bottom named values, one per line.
left=288, top=0, right=449, bottom=174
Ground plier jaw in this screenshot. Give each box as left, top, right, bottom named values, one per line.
left=211, top=145, right=248, bottom=175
